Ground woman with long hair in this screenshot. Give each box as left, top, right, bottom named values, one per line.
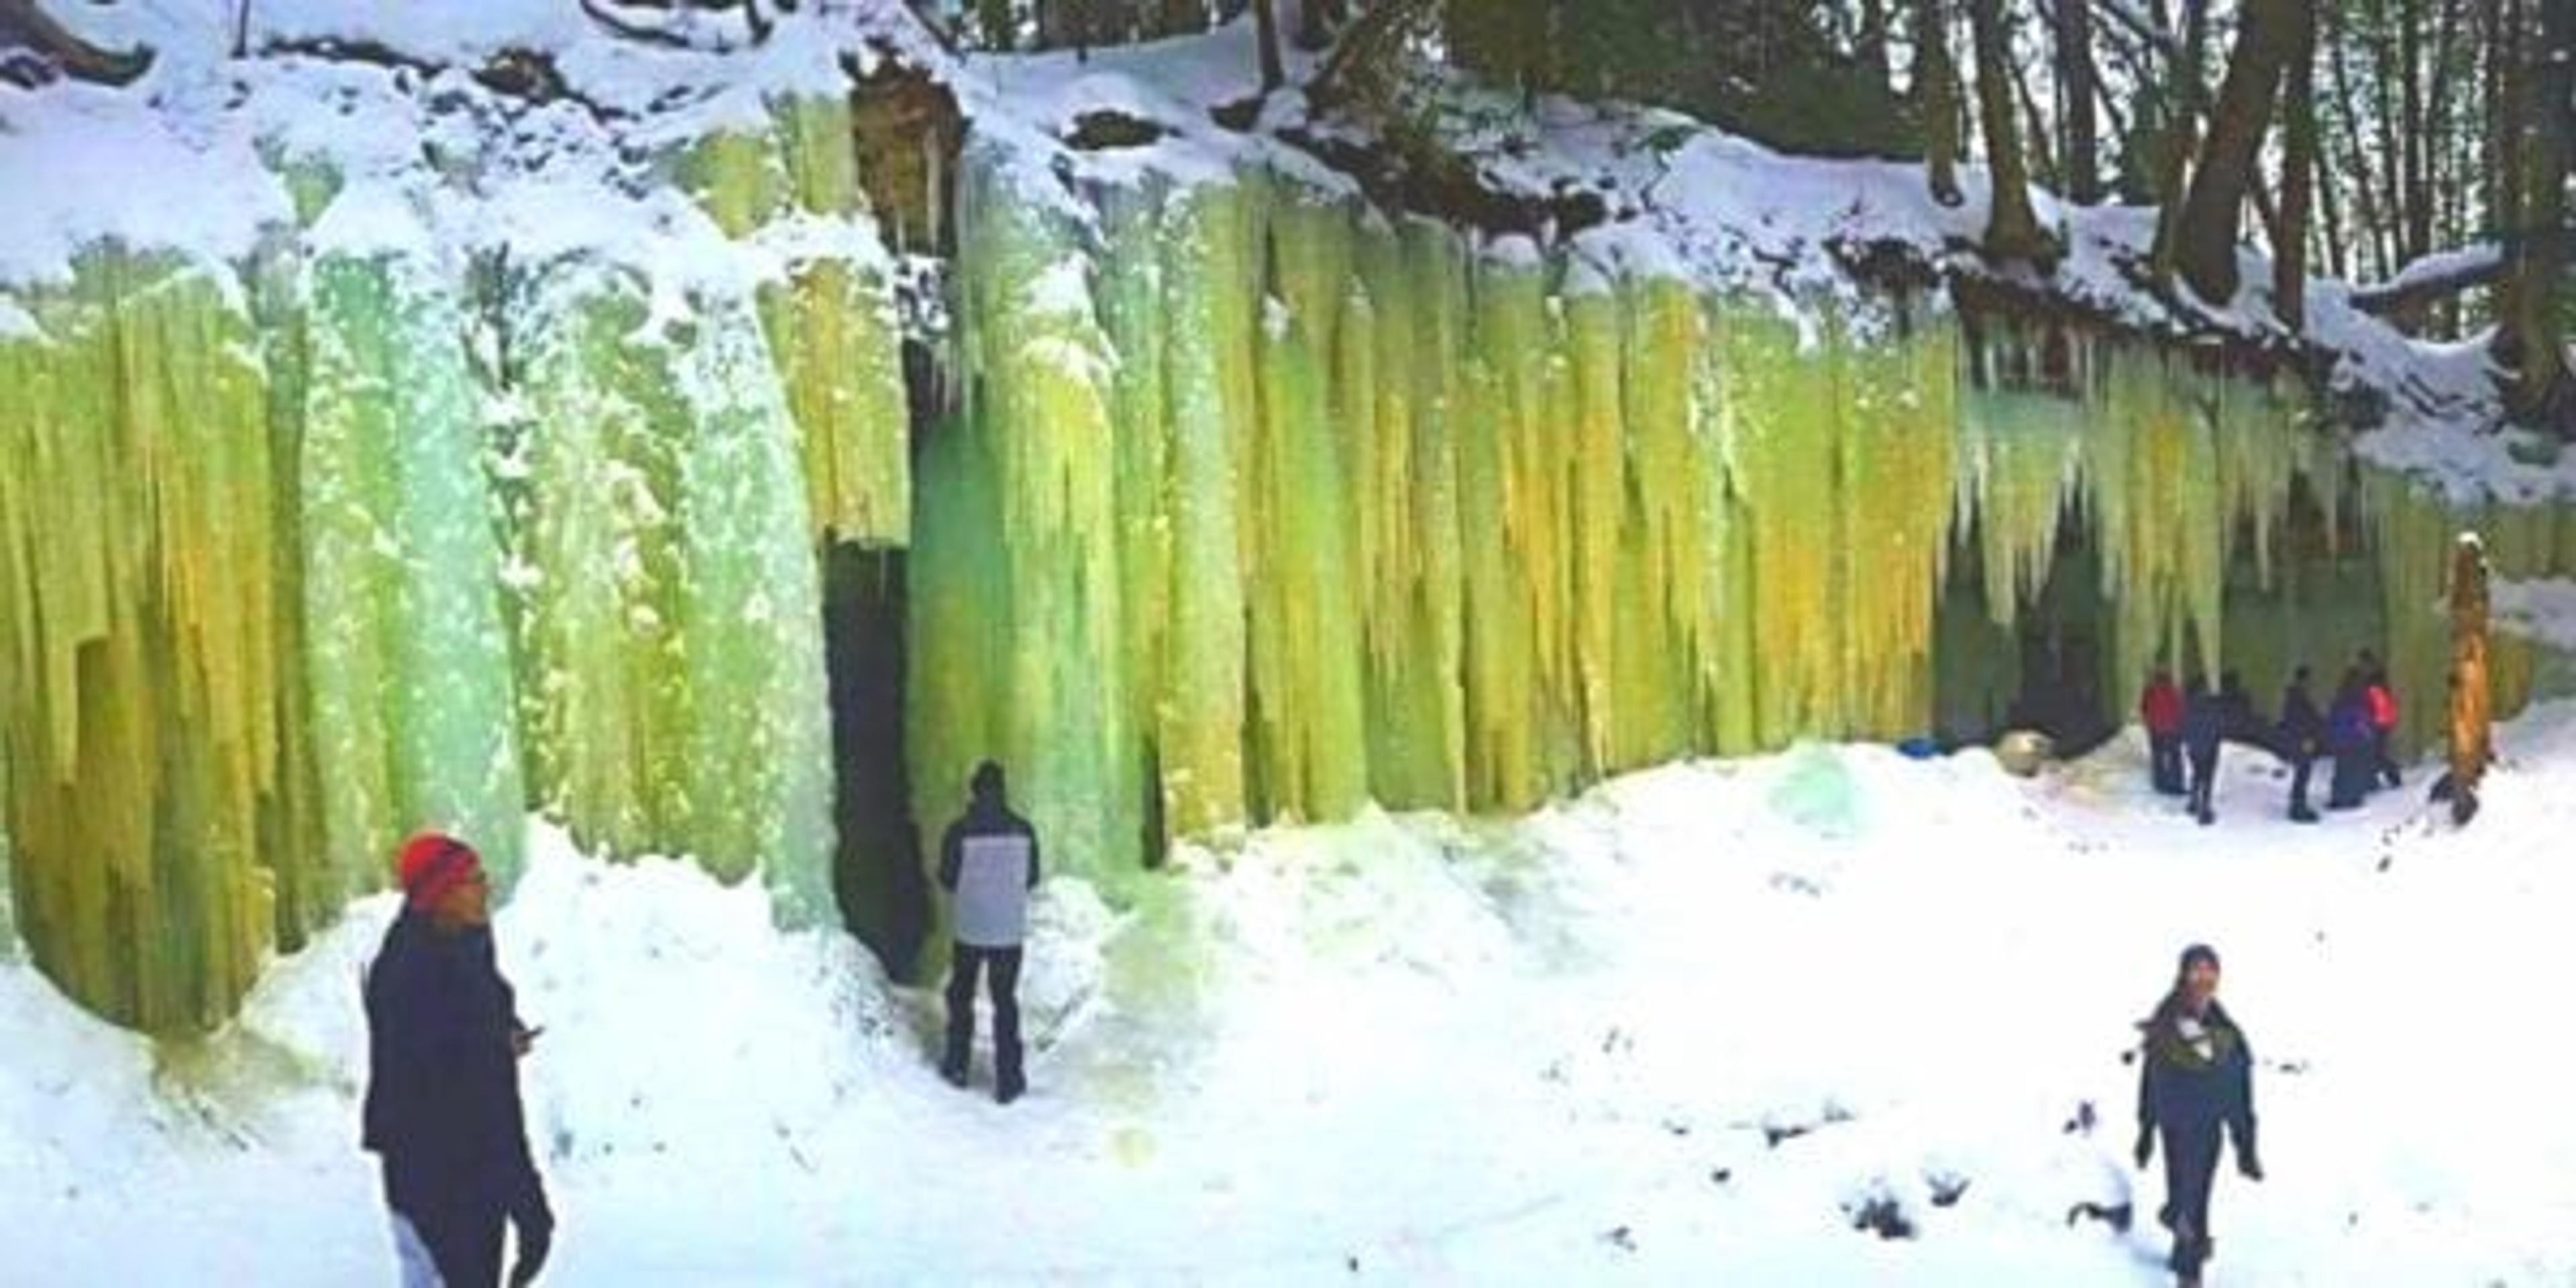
left=2133, top=944, right=2263, bottom=1287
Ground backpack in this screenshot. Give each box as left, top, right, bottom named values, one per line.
left=2366, top=684, right=2397, bottom=732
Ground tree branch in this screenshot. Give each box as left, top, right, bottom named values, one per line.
left=2090, top=0, right=2180, bottom=61
left=0, top=0, right=154, bottom=89
left=2344, top=238, right=2559, bottom=316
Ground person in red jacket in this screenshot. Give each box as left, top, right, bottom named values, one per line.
left=2140, top=667, right=2186, bottom=796
left=2359, top=651, right=2402, bottom=790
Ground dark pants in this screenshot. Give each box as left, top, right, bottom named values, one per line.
left=2158, top=1120, right=2223, bottom=1276
left=398, top=1199, right=506, bottom=1288
left=2150, top=734, right=2186, bottom=795
left=2286, top=745, right=2316, bottom=818
left=2329, top=746, right=2371, bottom=808
left=2375, top=729, right=2402, bottom=788
left=2186, top=746, right=2218, bottom=822
left=943, top=943, right=1024, bottom=1086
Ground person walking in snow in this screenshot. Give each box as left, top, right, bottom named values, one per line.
left=938, top=761, right=1042, bottom=1104
left=2361, top=653, right=2403, bottom=790
left=2327, top=667, right=2377, bottom=810
left=364, top=833, right=555, bottom=1288
left=2141, top=667, right=2187, bottom=796
left=2277, top=667, right=2325, bottom=824
left=2182, top=674, right=2224, bottom=826
left=2134, top=943, right=2262, bottom=1288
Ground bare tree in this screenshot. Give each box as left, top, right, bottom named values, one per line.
left=2275, top=0, right=2316, bottom=329
left=2174, top=0, right=2303, bottom=305
left=2055, top=0, right=2100, bottom=203
left=1252, top=0, right=1283, bottom=92
left=2146, top=0, right=2208, bottom=284
left=2496, top=0, right=2571, bottom=429
left=1917, top=0, right=1965, bottom=207
left=1969, top=0, right=2055, bottom=262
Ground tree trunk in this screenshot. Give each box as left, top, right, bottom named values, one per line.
left=2013, top=50, right=2059, bottom=191
left=2497, top=0, right=2572, bottom=429
left=2446, top=534, right=2491, bottom=826
left=977, top=0, right=1013, bottom=50
left=2147, top=0, right=2208, bottom=284
left=1860, top=0, right=1892, bottom=95
left=1252, top=0, right=1284, bottom=91
left=1298, top=0, right=1347, bottom=50
left=2328, top=3, right=2387, bottom=280
left=1917, top=0, right=1964, bottom=207
left=2314, top=100, right=2348, bottom=280
left=2275, top=0, right=2316, bottom=329
left=2400, top=0, right=2426, bottom=260
left=2367, top=0, right=2409, bottom=278
left=2421, top=0, right=2465, bottom=261
left=2483, top=0, right=2513, bottom=250
left=2055, top=0, right=2098, bottom=202
left=2176, top=0, right=2302, bottom=305
left=1970, top=0, right=2054, bottom=262
left=1155, top=0, right=1208, bottom=38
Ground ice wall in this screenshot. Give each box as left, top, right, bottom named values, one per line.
left=682, top=96, right=912, bottom=548
left=0, top=91, right=896, bottom=1029
left=926, top=150, right=2565, bottom=882
left=5, top=103, right=2569, bottom=1031
left=0, top=257, right=297, bottom=1030
left=506, top=257, right=837, bottom=922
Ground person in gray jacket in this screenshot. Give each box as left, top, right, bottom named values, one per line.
left=937, top=761, right=1042, bottom=1104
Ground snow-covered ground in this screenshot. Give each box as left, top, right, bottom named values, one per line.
left=7, top=709, right=2575, bottom=1286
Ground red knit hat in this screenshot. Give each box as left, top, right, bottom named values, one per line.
left=397, top=832, right=484, bottom=911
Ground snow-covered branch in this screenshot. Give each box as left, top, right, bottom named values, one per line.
left=0, top=0, right=154, bottom=89
left=2350, top=234, right=2575, bottom=317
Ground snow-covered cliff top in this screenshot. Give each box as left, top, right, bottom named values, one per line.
left=2, top=1, right=2564, bottom=503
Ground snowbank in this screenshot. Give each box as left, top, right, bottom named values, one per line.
left=9, top=716, right=2576, bottom=1283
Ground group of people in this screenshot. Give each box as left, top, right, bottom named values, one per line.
left=2139, top=652, right=2405, bottom=825
left=361, top=763, right=1042, bottom=1286
left=360, top=740, right=2278, bottom=1288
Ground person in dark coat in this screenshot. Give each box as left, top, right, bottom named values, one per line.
left=2277, top=667, right=2325, bottom=824
left=2181, top=674, right=2224, bottom=826
left=2140, top=668, right=2187, bottom=796
left=2326, top=667, right=2376, bottom=810
left=364, top=833, right=553, bottom=1288
left=2135, top=943, right=2262, bottom=1287
left=2214, top=670, right=2261, bottom=748
left=938, top=761, right=1043, bottom=1104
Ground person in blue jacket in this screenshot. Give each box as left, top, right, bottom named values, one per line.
left=2181, top=674, right=2225, bottom=826
left=364, top=833, right=554, bottom=1287
left=2134, top=943, right=2262, bottom=1287
left=2327, top=667, right=2377, bottom=810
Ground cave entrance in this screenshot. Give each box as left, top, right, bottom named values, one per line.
left=822, top=545, right=930, bottom=983
left=1933, top=469, right=2386, bottom=758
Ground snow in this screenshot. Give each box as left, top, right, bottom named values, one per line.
left=10, top=715, right=2576, bottom=1283
left=7, top=3, right=2573, bottom=506
left=2493, top=578, right=2576, bottom=650
left=0, top=1, right=914, bottom=322
left=2355, top=244, right=2506, bottom=301
left=0, top=83, right=292, bottom=290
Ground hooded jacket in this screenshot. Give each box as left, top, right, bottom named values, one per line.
left=2136, top=996, right=2259, bottom=1162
